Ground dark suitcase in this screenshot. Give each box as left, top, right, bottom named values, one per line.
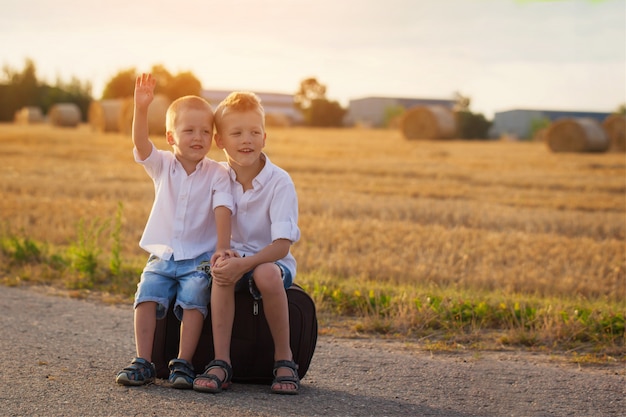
left=152, top=284, right=318, bottom=384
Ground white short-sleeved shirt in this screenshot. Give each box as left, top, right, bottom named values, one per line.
left=135, top=143, right=233, bottom=261
left=223, top=154, right=300, bottom=278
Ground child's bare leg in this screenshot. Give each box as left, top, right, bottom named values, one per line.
left=178, top=308, right=203, bottom=362
left=134, top=301, right=157, bottom=361
left=253, top=263, right=295, bottom=392
left=194, top=284, right=235, bottom=390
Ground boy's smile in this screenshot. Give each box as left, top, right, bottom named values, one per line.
left=167, top=108, right=213, bottom=173
left=216, top=110, right=266, bottom=170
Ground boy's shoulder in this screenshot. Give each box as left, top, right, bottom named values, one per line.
left=264, top=155, right=292, bottom=178
left=270, top=163, right=295, bottom=187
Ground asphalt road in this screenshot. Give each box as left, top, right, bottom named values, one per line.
left=0, top=285, right=623, bottom=416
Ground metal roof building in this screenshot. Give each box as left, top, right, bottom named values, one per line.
left=202, top=89, right=303, bottom=125
left=346, top=96, right=455, bottom=128
left=490, top=109, right=612, bottom=139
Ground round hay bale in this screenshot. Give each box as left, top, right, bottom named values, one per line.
left=118, top=94, right=170, bottom=136
left=48, top=103, right=81, bottom=127
left=602, top=114, right=626, bottom=152
left=14, top=106, right=44, bottom=124
left=545, top=118, right=609, bottom=153
left=88, top=99, right=124, bottom=133
left=118, top=98, right=134, bottom=135
left=400, top=105, right=456, bottom=140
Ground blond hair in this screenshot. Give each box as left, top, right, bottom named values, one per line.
left=165, top=95, right=213, bottom=132
left=214, top=92, right=265, bottom=133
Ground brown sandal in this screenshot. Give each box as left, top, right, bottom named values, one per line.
left=192, top=360, right=232, bottom=393
left=271, top=360, right=300, bottom=395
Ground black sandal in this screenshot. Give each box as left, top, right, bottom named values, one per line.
left=116, top=357, right=156, bottom=386
left=192, top=360, right=233, bottom=393
left=271, top=360, right=300, bottom=395
left=168, top=358, right=196, bottom=389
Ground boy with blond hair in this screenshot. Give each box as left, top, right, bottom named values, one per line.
left=192, top=92, right=301, bottom=395
left=116, top=73, right=232, bottom=389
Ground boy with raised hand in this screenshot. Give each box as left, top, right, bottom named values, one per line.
left=192, top=92, right=301, bottom=395
left=116, top=73, right=232, bottom=389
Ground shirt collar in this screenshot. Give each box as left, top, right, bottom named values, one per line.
left=171, top=156, right=207, bottom=175
left=227, top=153, right=272, bottom=187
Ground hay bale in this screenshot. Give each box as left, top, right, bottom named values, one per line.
left=88, top=99, right=124, bottom=133
left=48, top=103, right=82, bottom=127
left=14, top=106, right=44, bottom=124
left=118, top=94, right=170, bottom=136
left=400, top=105, right=456, bottom=140
left=118, top=98, right=133, bottom=135
left=545, top=118, right=610, bottom=153
left=602, top=114, right=626, bottom=152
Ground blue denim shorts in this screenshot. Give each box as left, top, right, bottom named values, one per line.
left=228, top=261, right=293, bottom=300
left=134, top=253, right=212, bottom=320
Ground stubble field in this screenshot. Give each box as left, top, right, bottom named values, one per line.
left=1, top=123, right=624, bottom=356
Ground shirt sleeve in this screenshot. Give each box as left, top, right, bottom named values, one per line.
left=133, top=142, right=162, bottom=179
left=211, top=164, right=234, bottom=212
left=270, top=177, right=300, bottom=244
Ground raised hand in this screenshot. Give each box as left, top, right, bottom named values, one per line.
left=132, top=73, right=157, bottom=159
left=134, top=73, right=156, bottom=110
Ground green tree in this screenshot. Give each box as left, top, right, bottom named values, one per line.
left=308, top=98, right=347, bottom=127
left=102, top=66, right=202, bottom=101
left=450, top=91, right=493, bottom=139
left=101, top=68, right=136, bottom=99
left=150, top=64, right=173, bottom=96
left=167, top=71, right=202, bottom=100
left=456, top=111, right=493, bottom=140
left=453, top=91, right=471, bottom=112
left=295, top=77, right=326, bottom=111
left=0, top=58, right=92, bottom=122
left=0, top=59, right=40, bottom=121
left=295, top=77, right=346, bottom=127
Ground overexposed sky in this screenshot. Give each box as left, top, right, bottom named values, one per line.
left=1, top=0, right=624, bottom=118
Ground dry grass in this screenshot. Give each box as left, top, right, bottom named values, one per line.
left=1, top=123, right=624, bottom=353
left=2, top=124, right=624, bottom=296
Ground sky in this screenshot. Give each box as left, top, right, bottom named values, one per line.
left=1, top=0, right=624, bottom=118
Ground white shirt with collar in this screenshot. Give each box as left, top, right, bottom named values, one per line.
left=135, top=143, right=233, bottom=261
left=223, top=154, right=300, bottom=278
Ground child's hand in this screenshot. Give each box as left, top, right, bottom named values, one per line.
left=134, top=73, right=156, bottom=109
left=211, top=249, right=240, bottom=267
left=211, top=256, right=246, bottom=286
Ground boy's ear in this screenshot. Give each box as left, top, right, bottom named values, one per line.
left=165, top=130, right=175, bottom=145
left=214, top=132, right=225, bottom=149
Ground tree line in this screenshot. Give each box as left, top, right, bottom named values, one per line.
left=0, top=59, right=92, bottom=122
left=0, top=58, right=511, bottom=136
left=0, top=59, right=348, bottom=127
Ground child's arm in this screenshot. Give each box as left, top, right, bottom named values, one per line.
left=210, top=206, right=232, bottom=265
left=132, top=73, right=156, bottom=161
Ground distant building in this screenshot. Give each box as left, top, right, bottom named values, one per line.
left=490, top=109, right=612, bottom=139
left=346, top=96, right=455, bottom=128
left=202, top=89, right=303, bottom=125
